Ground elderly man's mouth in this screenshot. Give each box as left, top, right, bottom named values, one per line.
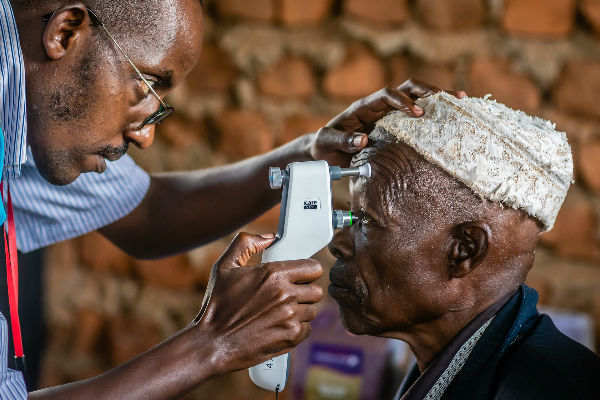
left=328, top=266, right=358, bottom=301
left=328, top=282, right=353, bottom=297
left=328, top=282, right=361, bottom=308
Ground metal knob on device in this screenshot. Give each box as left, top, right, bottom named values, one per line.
left=333, top=210, right=358, bottom=229
left=329, top=163, right=372, bottom=180
left=269, top=167, right=288, bottom=189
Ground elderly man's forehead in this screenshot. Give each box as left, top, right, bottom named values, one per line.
left=351, top=139, right=420, bottom=184
left=350, top=139, right=423, bottom=213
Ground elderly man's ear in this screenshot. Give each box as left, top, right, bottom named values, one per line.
left=43, top=3, right=91, bottom=60
left=448, top=221, right=491, bottom=278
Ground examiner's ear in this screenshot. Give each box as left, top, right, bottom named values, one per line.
left=43, top=3, right=91, bottom=60
left=448, top=221, right=490, bottom=278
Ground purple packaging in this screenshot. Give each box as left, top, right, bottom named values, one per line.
left=289, top=301, right=391, bottom=400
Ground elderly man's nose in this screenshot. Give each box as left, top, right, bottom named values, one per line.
left=329, top=230, right=353, bottom=259
left=124, top=124, right=155, bottom=149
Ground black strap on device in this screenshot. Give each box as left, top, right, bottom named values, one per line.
left=15, top=356, right=27, bottom=387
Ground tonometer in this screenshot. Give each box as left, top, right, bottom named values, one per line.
left=249, top=160, right=372, bottom=394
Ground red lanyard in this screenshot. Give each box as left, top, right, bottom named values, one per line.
left=1, top=181, right=24, bottom=359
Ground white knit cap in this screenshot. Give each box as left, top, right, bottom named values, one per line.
left=372, top=92, right=573, bottom=231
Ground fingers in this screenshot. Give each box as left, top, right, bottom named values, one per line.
left=316, top=126, right=368, bottom=154
left=299, top=304, right=318, bottom=322
left=397, top=78, right=440, bottom=99
left=381, top=86, right=424, bottom=117
left=269, top=321, right=313, bottom=357
left=286, top=283, right=324, bottom=305
left=218, top=232, right=276, bottom=269
left=397, top=78, right=467, bottom=100
left=264, top=258, right=323, bottom=284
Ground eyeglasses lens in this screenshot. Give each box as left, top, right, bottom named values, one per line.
left=141, top=104, right=174, bottom=127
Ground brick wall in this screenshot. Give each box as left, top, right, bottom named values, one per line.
left=39, top=0, right=600, bottom=398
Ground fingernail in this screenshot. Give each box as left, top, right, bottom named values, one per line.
left=353, top=135, right=364, bottom=147
left=414, top=105, right=423, bottom=112
left=260, top=233, right=275, bottom=239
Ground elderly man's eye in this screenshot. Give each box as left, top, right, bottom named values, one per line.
left=358, top=208, right=375, bottom=225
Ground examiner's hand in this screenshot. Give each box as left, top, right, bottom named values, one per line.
left=309, top=79, right=466, bottom=167
left=193, top=232, right=323, bottom=374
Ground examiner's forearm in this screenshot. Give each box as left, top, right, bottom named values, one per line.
left=100, top=134, right=313, bottom=258
left=28, top=326, right=217, bottom=400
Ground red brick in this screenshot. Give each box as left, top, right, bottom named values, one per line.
left=416, top=0, right=486, bottom=31
left=552, top=60, right=600, bottom=120
left=79, top=232, right=132, bottom=276
left=156, top=115, right=205, bottom=149
left=278, top=114, right=331, bottom=145
left=524, top=275, right=554, bottom=304
left=258, top=57, right=317, bottom=100
left=344, top=0, right=409, bottom=26
left=72, top=309, right=104, bottom=354
left=277, top=0, right=334, bottom=26
left=323, top=47, right=386, bottom=100
left=579, top=141, right=600, bottom=191
left=214, top=110, right=274, bottom=160
left=468, top=58, right=540, bottom=112
left=134, top=254, right=199, bottom=290
left=186, top=43, right=238, bottom=93
left=503, top=0, right=576, bottom=37
left=389, top=56, right=456, bottom=91
left=540, top=108, right=600, bottom=145
left=540, top=190, right=600, bottom=260
left=582, top=0, right=600, bottom=34
left=388, top=56, right=411, bottom=87
left=216, top=0, right=275, bottom=21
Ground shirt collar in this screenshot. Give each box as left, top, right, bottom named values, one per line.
left=0, top=0, right=28, bottom=180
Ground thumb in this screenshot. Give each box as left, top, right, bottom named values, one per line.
left=315, top=126, right=368, bottom=155
left=219, top=232, right=276, bottom=269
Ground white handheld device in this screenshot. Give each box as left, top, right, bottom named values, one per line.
left=248, top=160, right=371, bottom=393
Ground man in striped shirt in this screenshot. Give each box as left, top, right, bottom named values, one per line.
left=1, top=0, right=443, bottom=398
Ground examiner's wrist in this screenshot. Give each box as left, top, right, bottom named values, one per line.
left=176, top=323, right=228, bottom=384
left=273, top=132, right=316, bottom=163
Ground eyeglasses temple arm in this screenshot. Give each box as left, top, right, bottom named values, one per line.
left=87, top=7, right=168, bottom=109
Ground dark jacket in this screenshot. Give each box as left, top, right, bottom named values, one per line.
left=399, top=286, right=600, bottom=400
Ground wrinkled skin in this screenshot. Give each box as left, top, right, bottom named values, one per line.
left=328, top=139, right=540, bottom=371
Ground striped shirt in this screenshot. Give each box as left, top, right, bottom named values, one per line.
left=1, top=0, right=151, bottom=396
left=11, top=149, right=150, bottom=252
left=0, top=314, right=26, bottom=399
left=0, top=0, right=26, bottom=180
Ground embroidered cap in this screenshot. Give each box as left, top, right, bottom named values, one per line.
left=373, top=92, right=573, bottom=231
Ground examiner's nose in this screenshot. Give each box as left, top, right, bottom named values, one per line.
left=124, top=124, right=155, bottom=149
left=329, top=229, right=353, bottom=259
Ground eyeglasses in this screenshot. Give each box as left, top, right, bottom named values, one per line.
left=43, top=8, right=174, bottom=129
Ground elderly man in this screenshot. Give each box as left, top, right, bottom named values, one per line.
left=328, top=92, right=600, bottom=399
